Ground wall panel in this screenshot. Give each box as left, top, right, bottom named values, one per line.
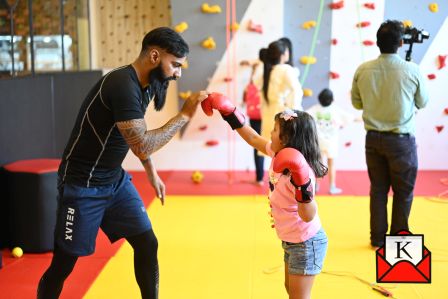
left=0, top=71, right=102, bottom=166
left=90, top=0, right=171, bottom=68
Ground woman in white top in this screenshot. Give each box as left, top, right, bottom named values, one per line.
left=255, top=40, right=304, bottom=141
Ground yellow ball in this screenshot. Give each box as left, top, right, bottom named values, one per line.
left=191, top=171, right=204, bottom=184
left=12, top=247, right=23, bottom=258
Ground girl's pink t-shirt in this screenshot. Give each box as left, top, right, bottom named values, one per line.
left=266, top=142, right=322, bottom=243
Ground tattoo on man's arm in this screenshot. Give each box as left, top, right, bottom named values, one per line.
left=116, top=115, right=188, bottom=160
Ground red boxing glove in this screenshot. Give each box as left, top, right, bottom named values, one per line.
left=273, top=148, right=314, bottom=203
left=201, top=92, right=245, bottom=130
left=201, top=92, right=235, bottom=116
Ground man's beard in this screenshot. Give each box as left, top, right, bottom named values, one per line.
left=148, top=65, right=177, bottom=111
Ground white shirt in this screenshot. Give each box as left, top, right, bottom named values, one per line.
left=254, top=64, right=304, bottom=140
left=307, top=104, right=354, bottom=145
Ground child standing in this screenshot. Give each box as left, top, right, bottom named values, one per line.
left=307, top=88, right=355, bottom=194
left=242, top=50, right=265, bottom=185
left=202, top=93, right=328, bottom=299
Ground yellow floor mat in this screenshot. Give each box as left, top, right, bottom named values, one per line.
left=84, top=195, right=448, bottom=299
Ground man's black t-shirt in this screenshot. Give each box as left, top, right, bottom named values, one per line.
left=59, top=65, right=151, bottom=187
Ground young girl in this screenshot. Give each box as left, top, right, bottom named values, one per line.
left=202, top=93, right=328, bottom=299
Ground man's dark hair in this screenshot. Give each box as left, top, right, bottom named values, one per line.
left=318, top=88, right=333, bottom=107
left=376, top=20, right=404, bottom=53
left=141, top=27, right=189, bottom=58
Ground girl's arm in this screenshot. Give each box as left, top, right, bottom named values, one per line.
left=201, top=92, right=269, bottom=155
left=297, top=200, right=317, bottom=223
left=236, top=125, right=269, bottom=155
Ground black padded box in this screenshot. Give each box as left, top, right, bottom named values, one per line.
left=4, top=159, right=60, bottom=253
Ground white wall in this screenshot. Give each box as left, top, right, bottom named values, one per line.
left=415, top=17, right=448, bottom=169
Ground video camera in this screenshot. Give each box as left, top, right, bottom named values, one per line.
left=403, top=27, right=430, bottom=61
left=403, top=27, right=430, bottom=44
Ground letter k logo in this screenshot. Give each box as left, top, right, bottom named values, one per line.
left=395, top=241, right=412, bottom=259
left=376, top=230, right=431, bottom=283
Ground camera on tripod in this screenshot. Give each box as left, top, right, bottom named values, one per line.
left=403, top=27, right=430, bottom=61
left=403, top=27, right=430, bottom=44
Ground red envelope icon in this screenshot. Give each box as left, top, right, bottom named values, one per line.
left=376, top=232, right=431, bottom=283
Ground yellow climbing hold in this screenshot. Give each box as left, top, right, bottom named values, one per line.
left=179, top=91, right=192, bottom=100
left=174, top=22, right=188, bottom=33
left=202, top=37, right=216, bottom=50
left=429, top=3, right=438, bottom=13
left=402, top=20, right=413, bottom=28
left=302, top=20, right=317, bottom=30
left=299, top=56, right=317, bottom=65
left=303, top=88, right=313, bottom=97
left=181, top=60, right=189, bottom=69
left=230, top=22, right=240, bottom=31
left=202, top=3, right=222, bottom=14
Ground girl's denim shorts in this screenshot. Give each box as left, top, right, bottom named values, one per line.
left=282, top=228, right=328, bottom=275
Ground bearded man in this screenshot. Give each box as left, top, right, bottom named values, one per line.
left=37, top=27, right=207, bottom=299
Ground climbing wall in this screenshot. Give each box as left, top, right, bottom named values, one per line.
left=90, top=0, right=171, bottom=69
left=170, top=0, right=251, bottom=95
left=116, top=0, right=447, bottom=171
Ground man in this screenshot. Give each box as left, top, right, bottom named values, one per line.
left=37, top=27, right=207, bottom=298
left=351, top=20, right=429, bottom=248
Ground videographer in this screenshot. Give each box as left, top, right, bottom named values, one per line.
left=351, top=20, right=429, bottom=249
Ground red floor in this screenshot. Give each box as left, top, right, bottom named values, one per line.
left=0, top=170, right=447, bottom=299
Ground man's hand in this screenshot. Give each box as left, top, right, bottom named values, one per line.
left=147, top=170, right=166, bottom=205
left=180, top=90, right=209, bottom=119
left=141, top=158, right=166, bottom=205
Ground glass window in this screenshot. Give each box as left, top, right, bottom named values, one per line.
left=0, top=0, right=90, bottom=77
